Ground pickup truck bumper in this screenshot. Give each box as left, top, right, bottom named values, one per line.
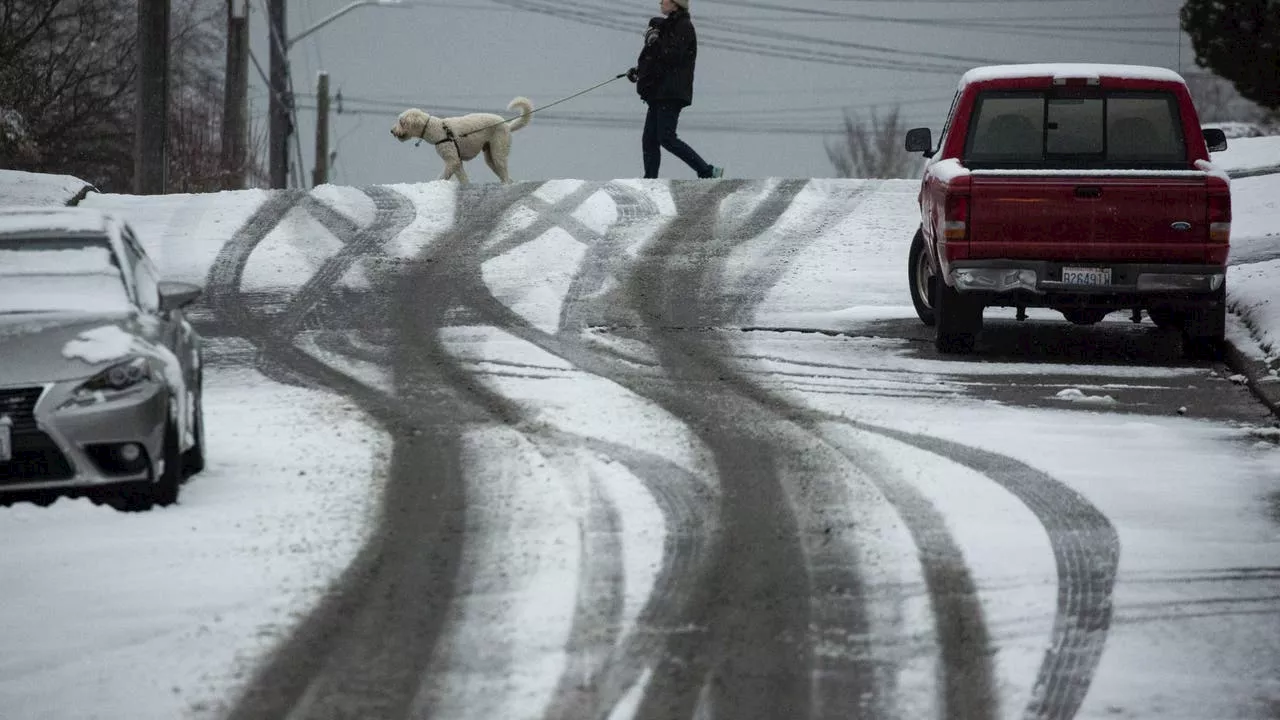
left=947, top=260, right=1225, bottom=309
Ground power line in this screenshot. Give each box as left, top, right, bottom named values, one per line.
left=295, top=102, right=941, bottom=134
left=303, top=92, right=949, bottom=117
left=694, top=0, right=1170, bottom=28
left=485, top=0, right=979, bottom=73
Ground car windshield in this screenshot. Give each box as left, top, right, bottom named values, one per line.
left=0, top=237, right=133, bottom=314
left=964, top=89, right=1189, bottom=169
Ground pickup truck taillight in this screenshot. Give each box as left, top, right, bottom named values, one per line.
left=944, top=193, right=969, bottom=241
left=1207, top=182, right=1231, bottom=244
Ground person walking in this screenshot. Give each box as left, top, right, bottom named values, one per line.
left=627, top=0, right=723, bottom=179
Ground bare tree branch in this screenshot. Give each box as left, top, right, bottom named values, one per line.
left=825, top=106, right=922, bottom=179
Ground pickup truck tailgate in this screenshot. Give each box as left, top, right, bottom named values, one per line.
left=968, top=175, right=1209, bottom=262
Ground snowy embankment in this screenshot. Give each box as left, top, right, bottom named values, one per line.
left=1215, top=137, right=1280, bottom=380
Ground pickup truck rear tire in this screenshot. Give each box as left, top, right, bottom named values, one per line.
left=1147, top=308, right=1179, bottom=330
left=935, top=279, right=983, bottom=354
left=1181, top=287, right=1226, bottom=361
left=908, top=228, right=936, bottom=326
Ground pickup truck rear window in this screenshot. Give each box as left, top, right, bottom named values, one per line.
left=963, top=90, right=1188, bottom=169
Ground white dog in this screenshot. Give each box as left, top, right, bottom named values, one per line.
left=390, top=97, right=533, bottom=184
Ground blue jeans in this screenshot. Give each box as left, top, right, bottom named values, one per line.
left=643, top=102, right=713, bottom=179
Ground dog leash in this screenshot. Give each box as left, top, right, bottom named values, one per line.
left=453, top=71, right=630, bottom=139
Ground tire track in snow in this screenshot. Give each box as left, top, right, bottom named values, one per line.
left=558, top=182, right=663, bottom=335
left=681, top=175, right=1116, bottom=719
left=204, top=190, right=306, bottom=340
left=463, top=180, right=884, bottom=720
left=208, top=185, right=521, bottom=720
left=625, top=180, right=825, bottom=720
left=209, top=182, right=679, bottom=720
left=393, top=183, right=625, bottom=720
left=266, top=186, right=411, bottom=343
left=634, top=180, right=905, bottom=720
left=445, top=181, right=651, bottom=720
left=638, top=179, right=1010, bottom=720
left=571, top=439, right=716, bottom=720
left=541, top=477, right=627, bottom=719
left=723, top=346, right=1118, bottom=719
left=485, top=181, right=604, bottom=260
left=456, top=181, right=723, bottom=720
left=208, top=188, right=443, bottom=720
left=827, top=421, right=1119, bottom=720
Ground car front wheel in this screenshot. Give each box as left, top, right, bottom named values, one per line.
left=110, top=403, right=182, bottom=512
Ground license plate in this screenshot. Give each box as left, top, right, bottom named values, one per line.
left=0, top=417, right=11, bottom=463
left=1061, top=267, right=1112, bottom=286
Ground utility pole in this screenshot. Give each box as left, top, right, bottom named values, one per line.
left=222, top=0, right=249, bottom=190
left=268, top=0, right=290, bottom=189
left=312, top=72, right=330, bottom=187
left=135, top=0, right=170, bottom=195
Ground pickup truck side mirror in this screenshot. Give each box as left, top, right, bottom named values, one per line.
left=1202, top=128, right=1228, bottom=153
left=905, top=127, right=934, bottom=157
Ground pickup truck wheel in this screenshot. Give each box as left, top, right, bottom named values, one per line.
left=908, top=228, right=936, bottom=326
left=935, top=279, right=982, bottom=354
left=1062, top=308, right=1110, bottom=326
left=1181, top=287, right=1227, bottom=361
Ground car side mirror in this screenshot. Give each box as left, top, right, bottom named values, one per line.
left=905, top=127, right=934, bottom=157
left=1202, top=128, right=1228, bottom=153
left=158, top=281, right=202, bottom=313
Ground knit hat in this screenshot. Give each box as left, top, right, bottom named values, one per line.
left=672, top=0, right=688, bottom=10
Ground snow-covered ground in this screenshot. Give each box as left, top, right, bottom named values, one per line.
left=0, top=155, right=1277, bottom=718
left=1213, top=134, right=1280, bottom=174
left=0, top=371, right=385, bottom=719
left=750, top=182, right=1280, bottom=715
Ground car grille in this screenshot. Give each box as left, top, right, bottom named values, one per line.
left=1, top=387, right=75, bottom=484
left=0, top=386, right=43, bottom=434
left=1, top=432, right=75, bottom=484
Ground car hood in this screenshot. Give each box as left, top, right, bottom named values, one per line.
left=0, top=312, right=160, bottom=385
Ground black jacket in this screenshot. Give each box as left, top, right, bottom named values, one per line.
left=635, top=9, right=696, bottom=107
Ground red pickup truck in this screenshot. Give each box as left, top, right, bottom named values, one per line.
left=905, top=63, right=1232, bottom=358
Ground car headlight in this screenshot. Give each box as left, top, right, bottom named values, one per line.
left=62, top=357, right=157, bottom=407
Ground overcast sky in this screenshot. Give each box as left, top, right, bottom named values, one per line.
left=245, top=0, right=1196, bottom=187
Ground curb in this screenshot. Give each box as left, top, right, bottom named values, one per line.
left=1227, top=165, right=1280, bottom=180
left=1223, top=338, right=1280, bottom=422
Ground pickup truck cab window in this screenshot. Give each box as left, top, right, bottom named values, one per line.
left=964, top=90, right=1189, bottom=169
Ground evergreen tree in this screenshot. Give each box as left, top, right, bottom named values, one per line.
left=1180, top=0, right=1280, bottom=112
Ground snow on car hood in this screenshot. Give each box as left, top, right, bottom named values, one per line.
left=61, top=325, right=140, bottom=364
left=0, top=312, right=159, bottom=384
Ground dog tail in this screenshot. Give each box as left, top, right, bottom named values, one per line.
left=507, top=97, right=533, bottom=132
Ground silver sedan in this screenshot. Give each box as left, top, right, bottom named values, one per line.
left=0, top=207, right=205, bottom=511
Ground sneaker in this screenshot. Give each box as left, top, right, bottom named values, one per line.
left=710, top=166, right=724, bottom=179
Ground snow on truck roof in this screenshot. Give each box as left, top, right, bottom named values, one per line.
left=959, top=64, right=1187, bottom=90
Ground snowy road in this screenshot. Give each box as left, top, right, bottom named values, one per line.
left=11, top=177, right=1277, bottom=719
